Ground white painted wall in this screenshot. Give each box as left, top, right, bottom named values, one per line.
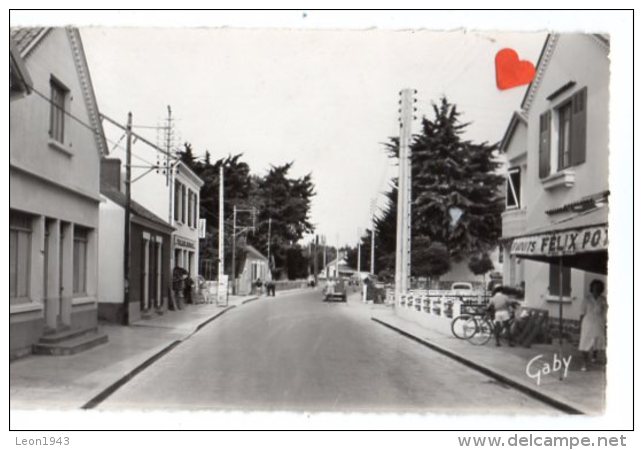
left=98, top=196, right=125, bottom=304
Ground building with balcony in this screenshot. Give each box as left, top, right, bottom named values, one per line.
left=499, top=34, right=610, bottom=340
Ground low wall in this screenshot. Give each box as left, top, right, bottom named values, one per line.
left=274, top=280, right=308, bottom=291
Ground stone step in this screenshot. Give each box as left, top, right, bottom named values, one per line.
left=39, top=326, right=98, bottom=344
left=33, top=331, right=108, bottom=356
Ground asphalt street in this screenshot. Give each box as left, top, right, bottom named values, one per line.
left=99, top=289, right=558, bottom=414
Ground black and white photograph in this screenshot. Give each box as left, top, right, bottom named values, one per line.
left=7, top=9, right=634, bottom=438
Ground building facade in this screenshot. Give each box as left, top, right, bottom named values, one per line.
left=98, top=159, right=174, bottom=323
left=130, top=160, right=204, bottom=281
left=500, top=34, right=610, bottom=339
left=234, top=245, right=271, bottom=296
left=9, top=27, right=107, bottom=358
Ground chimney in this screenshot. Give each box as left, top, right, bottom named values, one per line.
left=101, top=158, right=122, bottom=192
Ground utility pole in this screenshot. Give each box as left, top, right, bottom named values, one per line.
left=322, top=235, right=327, bottom=278
left=123, top=112, right=133, bottom=325
left=218, top=165, right=224, bottom=283
left=335, top=234, right=340, bottom=278
left=370, top=199, right=377, bottom=276
left=395, top=88, right=416, bottom=304
left=267, top=217, right=272, bottom=275
left=231, top=204, right=237, bottom=294
left=357, top=228, right=362, bottom=278
left=313, top=235, right=319, bottom=285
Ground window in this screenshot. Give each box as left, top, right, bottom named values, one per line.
left=174, top=180, right=181, bottom=222
left=549, top=263, right=571, bottom=297
left=539, top=87, right=587, bottom=178
left=73, top=227, right=88, bottom=295
left=49, top=78, right=68, bottom=143
left=187, top=190, right=193, bottom=228
left=557, top=102, right=572, bottom=170
left=10, top=212, right=32, bottom=304
left=181, top=184, right=187, bottom=224
left=193, top=193, right=198, bottom=226
left=506, top=168, right=521, bottom=209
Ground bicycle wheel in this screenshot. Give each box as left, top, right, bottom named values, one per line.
left=468, top=318, right=494, bottom=346
left=451, top=315, right=476, bottom=339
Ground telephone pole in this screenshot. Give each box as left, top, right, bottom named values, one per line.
left=370, top=199, right=376, bottom=276
left=267, top=217, right=272, bottom=275
left=218, top=165, right=224, bottom=282
left=395, top=88, right=416, bottom=304
left=123, top=112, right=133, bottom=325
left=357, top=228, right=362, bottom=277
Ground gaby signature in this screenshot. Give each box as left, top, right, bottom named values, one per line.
left=526, top=353, right=571, bottom=385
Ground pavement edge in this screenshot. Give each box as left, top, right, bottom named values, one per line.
left=371, top=316, right=585, bottom=415
left=81, top=305, right=237, bottom=410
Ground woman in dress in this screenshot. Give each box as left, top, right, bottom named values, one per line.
left=579, top=279, right=608, bottom=371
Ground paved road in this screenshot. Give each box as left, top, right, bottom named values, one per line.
left=99, top=289, right=558, bottom=414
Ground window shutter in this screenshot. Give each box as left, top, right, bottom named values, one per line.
left=570, top=87, right=587, bottom=166
left=539, top=111, right=551, bottom=178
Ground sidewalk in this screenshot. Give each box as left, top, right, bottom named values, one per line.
left=10, top=294, right=258, bottom=410
left=370, top=307, right=606, bottom=415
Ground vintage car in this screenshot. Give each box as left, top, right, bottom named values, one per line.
left=323, top=278, right=347, bottom=302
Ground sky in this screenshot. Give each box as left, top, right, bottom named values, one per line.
left=79, top=27, right=546, bottom=246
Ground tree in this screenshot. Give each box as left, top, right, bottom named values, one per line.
left=376, top=97, right=505, bottom=278
left=468, top=252, right=495, bottom=292
left=414, top=240, right=451, bottom=287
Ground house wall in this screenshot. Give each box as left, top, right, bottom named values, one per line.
left=97, top=196, right=125, bottom=322
left=502, top=34, right=610, bottom=327
left=9, top=28, right=101, bottom=359
left=236, top=254, right=270, bottom=296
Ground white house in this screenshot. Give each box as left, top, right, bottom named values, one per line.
left=499, top=34, right=609, bottom=340
left=10, top=27, right=108, bottom=358
left=130, top=159, right=204, bottom=281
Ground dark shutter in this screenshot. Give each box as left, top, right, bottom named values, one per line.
left=570, top=87, right=587, bottom=166
left=539, top=111, right=551, bottom=178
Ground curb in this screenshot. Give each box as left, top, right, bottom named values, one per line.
left=371, top=317, right=585, bottom=415
left=82, top=304, right=237, bottom=410
left=241, top=296, right=260, bottom=305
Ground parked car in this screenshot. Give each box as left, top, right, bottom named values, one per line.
left=323, top=278, right=347, bottom=302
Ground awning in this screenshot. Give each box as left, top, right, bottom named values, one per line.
left=509, top=206, right=608, bottom=274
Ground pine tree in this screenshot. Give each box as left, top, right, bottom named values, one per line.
left=376, top=97, right=505, bottom=277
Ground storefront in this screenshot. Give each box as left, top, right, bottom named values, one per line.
left=173, top=235, right=198, bottom=279
left=509, top=206, right=608, bottom=342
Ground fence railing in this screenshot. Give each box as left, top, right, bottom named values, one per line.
left=393, top=289, right=489, bottom=319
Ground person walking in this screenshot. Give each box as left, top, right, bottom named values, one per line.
left=579, top=280, right=608, bottom=371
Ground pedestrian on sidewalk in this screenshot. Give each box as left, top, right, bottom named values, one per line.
left=254, top=278, right=263, bottom=296
left=172, top=266, right=189, bottom=310
left=488, top=286, right=517, bottom=347
left=579, top=279, right=608, bottom=371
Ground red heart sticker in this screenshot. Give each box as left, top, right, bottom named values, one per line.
left=495, top=48, right=536, bottom=90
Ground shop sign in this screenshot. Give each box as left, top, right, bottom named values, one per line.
left=510, top=225, right=608, bottom=257
left=174, top=236, right=196, bottom=250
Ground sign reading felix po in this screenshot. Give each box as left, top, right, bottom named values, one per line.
left=511, top=225, right=608, bottom=257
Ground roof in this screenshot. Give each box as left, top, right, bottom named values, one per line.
left=499, top=111, right=528, bottom=153
left=175, top=161, right=205, bottom=188
left=244, top=244, right=268, bottom=262
left=102, top=188, right=174, bottom=233
left=9, top=39, right=32, bottom=94
left=10, top=27, right=49, bottom=56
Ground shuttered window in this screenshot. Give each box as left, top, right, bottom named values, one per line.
left=570, top=87, right=587, bottom=166
left=539, top=111, right=551, bottom=178
left=49, top=78, right=68, bottom=143
left=558, top=102, right=573, bottom=170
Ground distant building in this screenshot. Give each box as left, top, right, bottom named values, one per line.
left=233, top=244, right=271, bottom=295
left=10, top=27, right=108, bottom=358
left=319, top=253, right=356, bottom=280
left=499, top=34, right=609, bottom=340
left=98, top=159, right=174, bottom=323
